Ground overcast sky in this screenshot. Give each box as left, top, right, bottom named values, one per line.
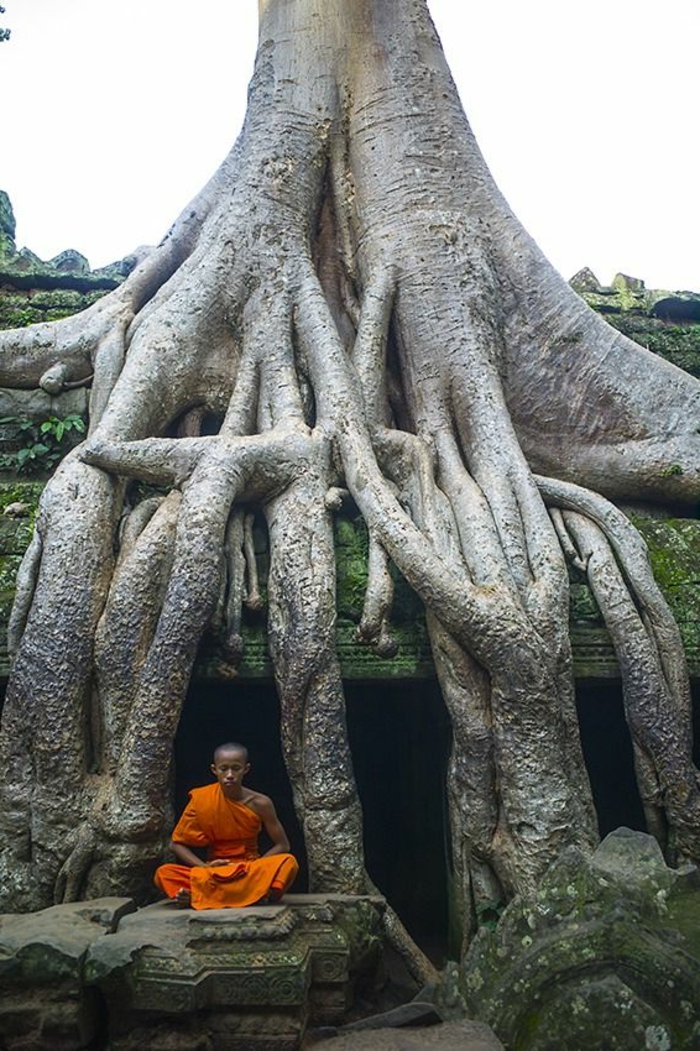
left=1, top=1, right=698, bottom=290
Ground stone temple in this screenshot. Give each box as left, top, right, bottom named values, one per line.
left=0, top=192, right=699, bottom=1050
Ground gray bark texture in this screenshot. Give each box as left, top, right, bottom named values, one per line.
left=0, top=0, right=698, bottom=975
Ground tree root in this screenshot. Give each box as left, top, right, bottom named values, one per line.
left=560, top=509, right=700, bottom=861
left=2, top=0, right=699, bottom=989
left=219, top=510, right=247, bottom=665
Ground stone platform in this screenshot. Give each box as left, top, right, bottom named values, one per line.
left=0, top=894, right=385, bottom=1051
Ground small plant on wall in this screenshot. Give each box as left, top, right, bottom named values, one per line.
left=0, top=414, right=86, bottom=474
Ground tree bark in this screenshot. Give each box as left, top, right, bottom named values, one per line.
left=0, top=0, right=697, bottom=970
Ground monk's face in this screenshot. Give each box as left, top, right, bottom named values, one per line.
left=211, top=749, right=250, bottom=797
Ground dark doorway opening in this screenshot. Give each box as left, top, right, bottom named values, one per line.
left=174, top=680, right=307, bottom=888
left=346, top=680, right=452, bottom=962
left=576, top=680, right=648, bottom=835
left=175, top=678, right=452, bottom=957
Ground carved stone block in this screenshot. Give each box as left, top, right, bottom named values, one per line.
left=0, top=895, right=383, bottom=1051
left=86, top=894, right=384, bottom=1051
left=0, top=897, right=136, bottom=1050
left=463, top=829, right=700, bottom=1051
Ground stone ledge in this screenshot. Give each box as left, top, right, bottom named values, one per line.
left=0, top=895, right=386, bottom=1051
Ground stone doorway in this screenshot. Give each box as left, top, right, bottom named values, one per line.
left=176, top=678, right=453, bottom=960
left=346, top=680, right=452, bottom=962
left=576, top=681, right=648, bottom=836
left=175, top=680, right=308, bottom=888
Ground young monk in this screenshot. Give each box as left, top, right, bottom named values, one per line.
left=154, top=742, right=299, bottom=908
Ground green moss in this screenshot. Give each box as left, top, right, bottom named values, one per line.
left=0, top=555, right=23, bottom=591
left=602, top=316, right=700, bottom=377
left=0, top=516, right=35, bottom=554
left=569, top=583, right=602, bottom=626
left=0, top=302, right=43, bottom=329
left=333, top=513, right=423, bottom=627
left=632, top=517, right=700, bottom=589
left=0, top=190, right=16, bottom=242
left=666, top=883, right=700, bottom=959
left=44, top=308, right=83, bottom=322
left=334, top=514, right=370, bottom=622
left=0, top=287, right=110, bottom=331
left=0, top=480, right=43, bottom=512
left=23, top=289, right=86, bottom=310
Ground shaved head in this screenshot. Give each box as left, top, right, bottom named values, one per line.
left=213, top=741, right=248, bottom=764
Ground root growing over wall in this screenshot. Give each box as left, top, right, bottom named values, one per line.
left=0, top=0, right=698, bottom=977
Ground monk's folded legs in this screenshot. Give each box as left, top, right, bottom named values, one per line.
left=154, top=853, right=299, bottom=908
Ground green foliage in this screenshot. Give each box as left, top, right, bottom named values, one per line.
left=606, top=315, right=700, bottom=379
left=0, top=414, right=86, bottom=475
left=0, top=305, right=41, bottom=329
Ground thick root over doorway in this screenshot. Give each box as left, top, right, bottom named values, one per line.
left=0, top=0, right=698, bottom=979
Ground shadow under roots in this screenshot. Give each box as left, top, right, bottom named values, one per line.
left=346, top=680, right=452, bottom=965
left=575, top=680, right=648, bottom=836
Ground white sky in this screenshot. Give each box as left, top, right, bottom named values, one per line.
left=1, top=0, right=698, bottom=290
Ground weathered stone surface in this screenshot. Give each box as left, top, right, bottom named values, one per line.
left=0, top=191, right=15, bottom=241
left=0, top=190, right=15, bottom=259
left=87, top=895, right=384, bottom=1051
left=570, top=274, right=700, bottom=378
left=0, top=895, right=385, bottom=1051
left=0, top=386, right=88, bottom=423
left=0, top=897, right=136, bottom=1051
left=334, top=1000, right=444, bottom=1031
left=462, top=828, right=700, bottom=1051
left=568, top=267, right=601, bottom=293
left=49, top=249, right=90, bottom=274
left=612, top=272, right=645, bottom=293
left=305, top=1020, right=504, bottom=1051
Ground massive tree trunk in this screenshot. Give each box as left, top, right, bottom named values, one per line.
left=0, top=0, right=698, bottom=974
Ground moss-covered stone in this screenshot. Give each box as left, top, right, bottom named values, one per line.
left=0, top=190, right=16, bottom=260
left=0, top=191, right=15, bottom=241
left=574, top=277, right=700, bottom=376
left=0, top=190, right=135, bottom=311
left=0, top=479, right=41, bottom=512
left=607, top=315, right=700, bottom=377
left=334, top=512, right=424, bottom=629
left=462, top=829, right=700, bottom=1051
left=0, top=555, right=23, bottom=593
left=0, top=514, right=35, bottom=554
left=335, top=514, right=370, bottom=623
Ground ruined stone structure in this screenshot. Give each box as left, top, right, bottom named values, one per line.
left=1, top=2, right=700, bottom=1046
left=0, top=894, right=386, bottom=1051
left=1, top=191, right=700, bottom=1050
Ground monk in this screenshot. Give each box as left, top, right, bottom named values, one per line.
left=154, top=742, right=299, bottom=908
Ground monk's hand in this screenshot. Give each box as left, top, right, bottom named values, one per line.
left=206, top=858, right=230, bottom=867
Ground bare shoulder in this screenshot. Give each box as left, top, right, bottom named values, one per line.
left=242, top=790, right=276, bottom=815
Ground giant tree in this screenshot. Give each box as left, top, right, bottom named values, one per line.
left=0, top=0, right=698, bottom=978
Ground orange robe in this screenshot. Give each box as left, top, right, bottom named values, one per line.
left=154, top=783, right=299, bottom=909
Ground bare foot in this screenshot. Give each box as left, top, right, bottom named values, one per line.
left=174, top=888, right=191, bottom=907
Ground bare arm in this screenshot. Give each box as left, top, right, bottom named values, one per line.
left=257, top=797, right=291, bottom=857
